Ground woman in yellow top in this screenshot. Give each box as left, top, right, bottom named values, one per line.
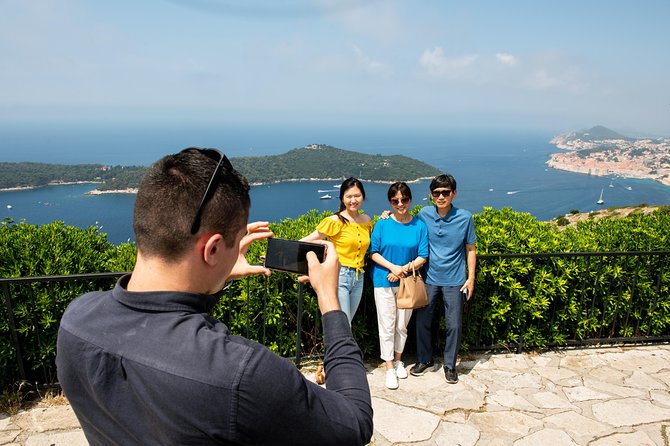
left=302, top=177, right=374, bottom=324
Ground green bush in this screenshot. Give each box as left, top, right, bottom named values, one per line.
left=1, top=206, right=669, bottom=391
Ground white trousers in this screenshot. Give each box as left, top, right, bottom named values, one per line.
left=374, top=287, right=413, bottom=362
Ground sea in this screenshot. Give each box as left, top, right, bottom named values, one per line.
left=2, top=122, right=669, bottom=245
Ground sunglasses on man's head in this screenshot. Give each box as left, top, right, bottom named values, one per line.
left=390, top=197, right=410, bottom=205
left=180, top=148, right=234, bottom=235
left=431, top=189, right=452, bottom=198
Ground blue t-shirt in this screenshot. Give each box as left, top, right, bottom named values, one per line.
left=417, top=205, right=476, bottom=286
left=369, top=216, right=429, bottom=288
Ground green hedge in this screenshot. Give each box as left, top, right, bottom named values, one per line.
left=1, top=205, right=670, bottom=390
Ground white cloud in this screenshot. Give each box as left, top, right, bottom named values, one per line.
left=496, top=53, right=517, bottom=65
left=352, top=45, right=392, bottom=78
left=526, top=69, right=560, bottom=90
left=419, top=47, right=479, bottom=78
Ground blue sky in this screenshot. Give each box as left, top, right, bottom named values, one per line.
left=1, top=0, right=669, bottom=135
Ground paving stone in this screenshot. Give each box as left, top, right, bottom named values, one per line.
left=583, top=377, right=647, bottom=398
left=655, top=371, right=670, bottom=387
left=489, top=355, right=530, bottom=371
left=651, top=389, right=670, bottom=408
left=598, top=349, right=669, bottom=373
left=0, top=427, right=20, bottom=445
left=487, top=389, right=541, bottom=413
left=527, top=391, right=578, bottom=410
left=513, top=428, right=578, bottom=446
left=592, top=399, right=670, bottom=426
left=560, top=353, right=605, bottom=371
left=586, top=365, right=628, bottom=385
left=563, top=385, right=611, bottom=402
left=533, top=366, right=577, bottom=383
left=526, top=354, right=554, bottom=367
left=624, top=370, right=667, bottom=390
left=29, top=406, right=81, bottom=433
left=475, top=370, right=543, bottom=389
left=24, top=430, right=88, bottom=446
left=544, top=410, right=613, bottom=442
left=371, top=397, right=441, bottom=444
left=469, top=411, right=543, bottom=437
left=588, top=430, right=656, bottom=446
left=434, top=422, right=480, bottom=446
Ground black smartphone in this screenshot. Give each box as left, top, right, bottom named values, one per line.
left=264, top=238, right=326, bottom=275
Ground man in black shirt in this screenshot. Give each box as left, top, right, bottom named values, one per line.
left=56, top=148, right=373, bottom=445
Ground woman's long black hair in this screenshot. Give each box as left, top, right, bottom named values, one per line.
left=337, top=177, right=365, bottom=224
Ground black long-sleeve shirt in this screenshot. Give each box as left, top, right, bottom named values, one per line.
left=56, top=275, right=373, bottom=445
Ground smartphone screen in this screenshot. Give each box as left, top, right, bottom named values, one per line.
left=264, top=238, right=326, bottom=275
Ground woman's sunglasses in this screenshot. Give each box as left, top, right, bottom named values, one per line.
left=390, top=197, right=410, bottom=205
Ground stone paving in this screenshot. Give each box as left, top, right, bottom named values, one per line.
left=1, top=344, right=669, bottom=445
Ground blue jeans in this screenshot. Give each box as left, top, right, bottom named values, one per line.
left=414, top=284, right=463, bottom=369
left=338, top=266, right=364, bottom=325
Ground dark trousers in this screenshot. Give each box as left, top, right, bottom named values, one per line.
left=415, top=285, right=463, bottom=369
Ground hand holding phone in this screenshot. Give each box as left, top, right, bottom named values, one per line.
left=264, top=238, right=326, bottom=275
left=299, top=240, right=340, bottom=315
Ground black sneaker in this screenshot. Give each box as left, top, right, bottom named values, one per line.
left=444, top=367, right=458, bottom=384
left=410, top=361, right=434, bottom=376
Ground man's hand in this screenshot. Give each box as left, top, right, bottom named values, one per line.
left=298, top=241, right=340, bottom=315
left=460, top=279, right=474, bottom=301
left=228, top=222, right=273, bottom=280
left=380, top=210, right=391, bottom=220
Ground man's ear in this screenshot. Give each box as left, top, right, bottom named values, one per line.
left=203, top=233, right=225, bottom=266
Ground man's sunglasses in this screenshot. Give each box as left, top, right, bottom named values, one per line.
left=180, top=148, right=234, bottom=235
left=431, top=189, right=453, bottom=198
left=390, top=197, right=410, bottom=205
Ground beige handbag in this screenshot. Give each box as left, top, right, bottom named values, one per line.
left=396, top=264, right=429, bottom=309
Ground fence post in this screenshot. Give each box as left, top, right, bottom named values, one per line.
left=294, top=282, right=304, bottom=366
left=2, top=282, right=27, bottom=381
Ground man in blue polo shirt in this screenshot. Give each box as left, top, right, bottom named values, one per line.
left=410, top=174, right=477, bottom=384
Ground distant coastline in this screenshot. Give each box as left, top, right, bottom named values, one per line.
left=547, top=126, right=670, bottom=187
left=0, top=181, right=101, bottom=193
left=0, top=144, right=441, bottom=193
left=86, top=188, right=138, bottom=195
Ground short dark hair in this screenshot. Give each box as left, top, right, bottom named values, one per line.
left=387, top=182, right=412, bottom=201
left=133, top=149, right=250, bottom=260
left=429, top=174, right=457, bottom=192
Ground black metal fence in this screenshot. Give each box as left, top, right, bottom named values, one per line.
left=2, top=251, right=669, bottom=389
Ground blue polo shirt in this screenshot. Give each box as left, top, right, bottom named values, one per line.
left=417, top=205, right=476, bottom=286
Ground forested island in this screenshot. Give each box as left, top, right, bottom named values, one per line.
left=547, top=126, right=670, bottom=186
left=0, top=144, right=442, bottom=192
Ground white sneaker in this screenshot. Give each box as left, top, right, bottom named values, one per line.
left=385, top=369, right=399, bottom=390
left=394, top=360, right=408, bottom=379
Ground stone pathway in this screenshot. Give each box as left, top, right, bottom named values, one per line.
left=368, top=344, right=670, bottom=445
left=1, top=345, right=669, bottom=445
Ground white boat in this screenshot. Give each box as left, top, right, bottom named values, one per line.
left=597, top=189, right=604, bottom=205
left=625, top=186, right=632, bottom=191
left=489, top=188, right=494, bottom=192
left=506, top=191, right=520, bottom=195
left=320, top=194, right=333, bottom=200
left=317, top=189, right=335, bottom=193
left=6, top=204, right=12, bottom=210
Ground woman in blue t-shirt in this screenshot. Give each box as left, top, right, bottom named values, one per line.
left=369, top=182, right=429, bottom=390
